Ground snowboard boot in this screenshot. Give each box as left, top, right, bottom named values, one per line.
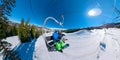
left=58, top=50, right=63, bottom=53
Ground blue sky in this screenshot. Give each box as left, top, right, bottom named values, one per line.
left=8, top=0, right=120, bottom=29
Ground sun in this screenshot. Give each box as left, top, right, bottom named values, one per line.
left=88, top=8, right=102, bottom=16
left=88, top=10, right=96, bottom=16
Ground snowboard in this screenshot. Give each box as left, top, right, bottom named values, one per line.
left=58, top=44, right=69, bottom=53
left=63, top=44, right=69, bottom=49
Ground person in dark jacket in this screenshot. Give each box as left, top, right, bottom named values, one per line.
left=52, top=30, right=65, bottom=52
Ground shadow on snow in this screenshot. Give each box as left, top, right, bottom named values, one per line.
left=4, top=38, right=37, bottom=60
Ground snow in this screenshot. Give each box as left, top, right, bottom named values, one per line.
left=67, top=30, right=92, bottom=36
left=0, top=56, right=3, bottom=60
left=0, top=36, right=20, bottom=60
left=3, top=36, right=20, bottom=49
left=33, top=28, right=120, bottom=60
left=1, top=28, right=119, bottom=60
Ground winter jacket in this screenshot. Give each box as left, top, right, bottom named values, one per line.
left=52, top=31, right=59, bottom=42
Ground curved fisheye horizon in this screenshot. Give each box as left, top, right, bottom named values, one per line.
left=8, top=0, right=120, bottom=29
left=1, top=0, right=120, bottom=60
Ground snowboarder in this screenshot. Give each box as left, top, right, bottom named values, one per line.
left=52, top=30, right=65, bottom=52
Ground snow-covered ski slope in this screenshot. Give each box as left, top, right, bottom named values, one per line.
left=33, top=28, right=120, bottom=60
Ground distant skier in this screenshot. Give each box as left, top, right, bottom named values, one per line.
left=52, top=30, right=65, bottom=52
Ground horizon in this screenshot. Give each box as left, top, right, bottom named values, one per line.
left=8, top=19, right=120, bottom=30
left=8, top=0, right=120, bottom=29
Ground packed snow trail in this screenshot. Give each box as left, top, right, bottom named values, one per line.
left=4, top=38, right=37, bottom=60
left=33, top=28, right=120, bottom=60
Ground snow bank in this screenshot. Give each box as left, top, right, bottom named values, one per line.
left=3, top=36, right=20, bottom=49
left=0, top=36, right=20, bottom=60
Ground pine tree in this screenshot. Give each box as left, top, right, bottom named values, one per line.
left=0, top=17, right=8, bottom=38
left=6, top=25, right=12, bottom=37
left=0, top=0, right=16, bottom=17
left=18, top=18, right=25, bottom=42
left=11, top=24, right=18, bottom=36
left=0, top=0, right=19, bottom=59
left=30, top=25, right=35, bottom=39
left=24, top=19, right=30, bottom=40
left=18, top=18, right=31, bottom=42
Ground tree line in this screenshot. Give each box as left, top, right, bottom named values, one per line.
left=18, top=18, right=42, bottom=43
left=0, top=18, right=42, bottom=43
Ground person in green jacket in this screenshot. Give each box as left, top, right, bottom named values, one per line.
left=52, top=30, right=65, bottom=52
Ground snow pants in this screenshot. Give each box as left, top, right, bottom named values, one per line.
left=54, top=39, right=65, bottom=51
